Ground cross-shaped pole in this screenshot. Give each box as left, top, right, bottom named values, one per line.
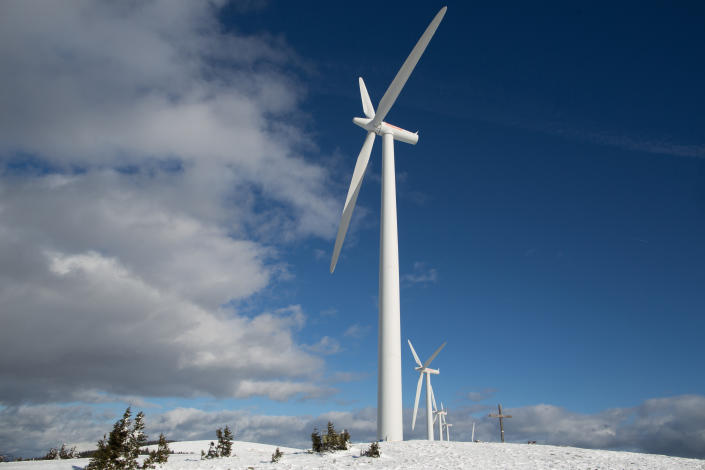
left=488, top=403, right=512, bottom=443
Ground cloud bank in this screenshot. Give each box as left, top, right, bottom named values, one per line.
left=0, top=0, right=338, bottom=405
left=2, top=395, right=705, bottom=459
left=449, top=395, right=705, bottom=460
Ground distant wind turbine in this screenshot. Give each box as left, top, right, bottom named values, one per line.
left=409, top=339, right=446, bottom=440
left=436, top=402, right=449, bottom=441
left=444, top=414, right=453, bottom=441
left=329, top=7, right=448, bottom=442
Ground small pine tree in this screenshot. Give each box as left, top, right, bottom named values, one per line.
left=87, top=407, right=152, bottom=470
left=143, top=434, right=170, bottom=468
left=361, top=441, right=380, bottom=458
left=328, top=421, right=338, bottom=448
left=87, top=407, right=134, bottom=470
left=339, top=430, right=351, bottom=450
left=323, top=421, right=339, bottom=451
left=215, top=429, right=223, bottom=456
left=154, top=434, right=170, bottom=463
left=110, top=407, right=133, bottom=470
left=126, top=412, right=147, bottom=470
left=86, top=434, right=112, bottom=470
left=220, top=426, right=234, bottom=457
left=311, top=428, right=322, bottom=453
left=270, top=447, right=283, bottom=463
left=59, top=444, right=77, bottom=459
left=328, top=422, right=349, bottom=451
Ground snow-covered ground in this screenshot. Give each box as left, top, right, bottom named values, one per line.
left=2, top=440, right=703, bottom=470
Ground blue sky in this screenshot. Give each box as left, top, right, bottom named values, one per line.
left=238, top=0, right=705, bottom=411
left=0, top=0, right=704, bottom=460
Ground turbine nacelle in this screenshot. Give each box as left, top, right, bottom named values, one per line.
left=352, top=117, right=419, bottom=145
left=414, top=366, right=439, bottom=374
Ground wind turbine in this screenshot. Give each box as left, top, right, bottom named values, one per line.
left=329, top=7, right=447, bottom=442
left=438, top=402, right=452, bottom=441
left=435, top=401, right=448, bottom=441
left=409, top=339, right=446, bottom=440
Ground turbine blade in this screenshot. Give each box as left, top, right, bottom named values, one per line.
left=359, top=77, right=375, bottom=119
left=412, top=372, right=423, bottom=430
left=407, top=339, right=422, bottom=367
left=423, top=341, right=446, bottom=368
left=370, top=6, right=447, bottom=128
left=330, top=131, right=376, bottom=273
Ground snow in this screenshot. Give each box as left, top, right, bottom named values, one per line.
left=2, top=440, right=703, bottom=470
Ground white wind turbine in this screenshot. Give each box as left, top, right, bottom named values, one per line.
left=329, top=7, right=447, bottom=442
left=437, top=402, right=452, bottom=441
left=409, top=339, right=446, bottom=440
left=429, top=394, right=450, bottom=442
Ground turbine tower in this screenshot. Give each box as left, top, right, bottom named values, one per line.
left=430, top=387, right=442, bottom=441
left=409, top=339, right=446, bottom=440
left=329, top=7, right=447, bottom=442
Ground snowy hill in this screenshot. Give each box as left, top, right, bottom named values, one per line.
left=2, top=440, right=703, bottom=470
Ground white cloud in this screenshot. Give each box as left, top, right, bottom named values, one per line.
left=302, top=336, right=342, bottom=356
left=401, top=261, right=438, bottom=286
left=0, top=0, right=339, bottom=239
left=0, top=405, right=112, bottom=459
left=449, top=395, right=705, bottom=459
left=0, top=240, right=323, bottom=403
left=233, top=380, right=334, bottom=401
left=466, top=388, right=497, bottom=402
left=0, top=1, right=339, bottom=406
left=319, top=308, right=338, bottom=318
left=327, top=372, right=368, bottom=383
left=343, top=324, right=370, bottom=339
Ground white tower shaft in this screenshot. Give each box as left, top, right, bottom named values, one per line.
left=425, top=372, right=433, bottom=440
left=377, top=132, right=403, bottom=441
